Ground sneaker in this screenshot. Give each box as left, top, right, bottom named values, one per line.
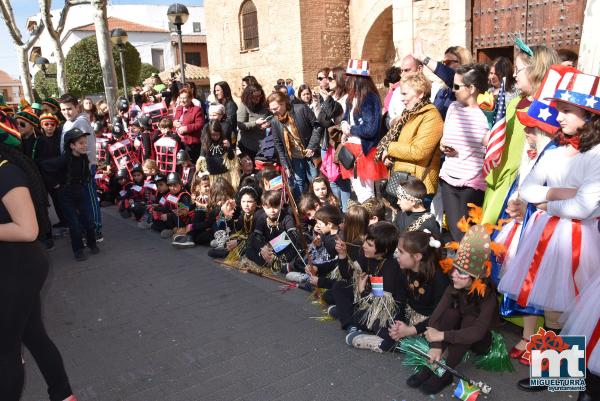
left=171, top=234, right=195, bottom=249
left=74, top=250, right=87, bottom=261
left=351, top=334, right=383, bottom=353
left=137, top=220, right=152, bottom=229
left=89, top=245, right=100, bottom=255
left=96, top=232, right=104, bottom=243
left=420, top=371, right=453, bottom=395
left=327, top=305, right=338, bottom=319
left=285, top=272, right=310, bottom=283
left=160, top=229, right=174, bottom=239
left=207, top=247, right=229, bottom=259
left=344, top=326, right=362, bottom=345
left=172, top=233, right=186, bottom=242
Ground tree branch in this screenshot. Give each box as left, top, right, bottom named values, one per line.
left=0, top=0, right=24, bottom=45
left=24, top=19, right=44, bottom=49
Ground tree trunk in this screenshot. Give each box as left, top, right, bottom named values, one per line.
left=17, top=46, right=34, bottom=102
left=91, top=0, right=118, bottom=120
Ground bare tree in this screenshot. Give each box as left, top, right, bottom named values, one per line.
left=91, top=0, right=118, bottom=119
left=38, top=0, right=90, bottom=95
left=0, top=0, right=45, bottom=102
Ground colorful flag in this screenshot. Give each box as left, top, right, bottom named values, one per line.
left=269, top=231, right=291, bottom=253
left=370, top=276, right=384, bottom=297
left=269, top=175, right=283, bottom=191
left=453, top=379, right=480, bottom=401
left=482, top=78, right=507, bottom=177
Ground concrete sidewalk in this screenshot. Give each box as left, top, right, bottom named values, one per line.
left=21, top=207, right=571, bottom=401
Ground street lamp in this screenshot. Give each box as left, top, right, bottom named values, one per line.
left=167, top=3, right=189, bottom=84
left=110, top=28, right=129, bottom=98
left=34, top=57, right=57, bottom=78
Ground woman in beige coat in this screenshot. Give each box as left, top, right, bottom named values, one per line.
left=378, top=72, right=444, bottom=195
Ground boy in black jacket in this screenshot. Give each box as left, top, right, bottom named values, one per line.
left=41, top=128, right=99, bottom=261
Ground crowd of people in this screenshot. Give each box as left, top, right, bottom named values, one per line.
left=1, top=39, right=598, bottom=401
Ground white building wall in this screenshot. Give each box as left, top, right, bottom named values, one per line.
left=29, top=4, right=204, bottom=73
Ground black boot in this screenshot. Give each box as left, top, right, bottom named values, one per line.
left=406, top=368, right=433, bottom=388
left=578, top=371, right=600, bottom=401
left=420, top=371, right=453, bottom=395
left=517, top=377, right=546, bottom=392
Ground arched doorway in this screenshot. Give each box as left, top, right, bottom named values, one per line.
left=360, top=6, right=394, bottom=95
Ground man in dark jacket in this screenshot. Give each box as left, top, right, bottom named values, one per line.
left=268, top=91, right=322, bottom=197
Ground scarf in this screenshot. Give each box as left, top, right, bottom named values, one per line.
left=375, top=98, right=431, bottom=161
left=277, top=111, right=304, bottom=159
left=557, top=132, right=580, bottom=150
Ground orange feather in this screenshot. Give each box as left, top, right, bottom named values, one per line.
left=468, top=278, right=487, bottom=297
left=456, top=216, right=470, bottom=233
left=445, top=241, right=459, bottom=250
left=439, top=257, right=454, bottom=273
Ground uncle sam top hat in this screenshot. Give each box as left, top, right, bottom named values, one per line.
left=346, top=59, right=370, bottom=77
left=545, top=70, right=600, bottom=115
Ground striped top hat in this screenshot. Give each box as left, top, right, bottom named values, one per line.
left=16, top=107, right=40, bottom=127
left=517, top=64, right=580, bottom=134
left=346, top=59, right=370, bottom=77
left=40, top=112, right=59, bottom=124
left=545, top=70, right=600, bottom=115
left=42, top=97, right=60, bottom=109
left=0, top=110, right=21, bottom=147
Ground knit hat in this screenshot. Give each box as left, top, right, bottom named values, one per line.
left=42, top=97, right=60, bottom=110
left=439, top=205, right=506, bottom=297
left=208, top=103, right=225, bottom=116
left=16, top=107, right=40, bottom=127
left=346, top=59, right=370, bottom=77
left=0, top=110, right=22, bottom=146
left=40, top=112, right=59, bottom=124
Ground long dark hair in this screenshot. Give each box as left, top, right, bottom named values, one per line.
left=201, top=119, right=224, bottom=154
left=241, top=84, right=266, bottom=112
left=490, top=57, right=515, bottom=92
left=398, top=231, right=440, bottom=281
left=0, top=142, right=51, bottom=239
left=330, top=66, right=347, bottom=99
left=214, top=81, right=233, bottom=104
left=346, top=75, right=379, bottom=114
left=579, top=113, right=600, bottom=153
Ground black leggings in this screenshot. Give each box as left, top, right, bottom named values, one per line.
left=439, top=179, right=485, bottom=242
left=0, top=242, right=72, bottom=401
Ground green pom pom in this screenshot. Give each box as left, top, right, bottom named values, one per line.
left=474, top=331, right=514, bottom=372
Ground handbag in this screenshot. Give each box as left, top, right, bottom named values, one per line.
left=336, top=144, right=356, bottom=171
left=385, top=145, right=438, bottom=198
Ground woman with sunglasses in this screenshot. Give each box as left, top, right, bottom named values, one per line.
left=438, top=63, right=490, bottom=242
left=415, top=46, right=472, bottom=119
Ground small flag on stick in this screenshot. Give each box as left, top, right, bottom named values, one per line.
left=370, top=276, right=384, bottom=297
left=269, top=231, right=292, bottom=253
left=453, top=379, right=481, bottom=401
left=269, top=175, right=283, bottom=191
left=482, top=78, right=507, bottom=177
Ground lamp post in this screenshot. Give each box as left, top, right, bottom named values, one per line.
left=167, top=3, right=189, bottom=84
left=34, top=57, right=57, bottom=78
left=110, top=28, right=129, bottom=97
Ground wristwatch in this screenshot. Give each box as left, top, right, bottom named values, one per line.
left=423, top=56, right=431, bottom=66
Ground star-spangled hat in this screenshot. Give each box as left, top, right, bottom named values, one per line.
left=346, top=59, right=370, bottom=77
left=517, top=64, right=580, bottom=134
left=545, top=70, right=600, bottom=115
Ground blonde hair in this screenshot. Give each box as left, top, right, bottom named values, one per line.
left=400, top=72, right=432, bottom=98
left=142, top=159, right=158, bottom=174
left=445, top=46, right=473, bottom=65
left=515, top=45, right=559, bottom=94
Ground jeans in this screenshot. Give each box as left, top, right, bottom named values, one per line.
left=289, top=158, right=316, bottom=198
left=58, top=185, right=97, bottom=253
left=330, top=177, right=351, bottom=212
left=87, top=164, right=102, bottom=234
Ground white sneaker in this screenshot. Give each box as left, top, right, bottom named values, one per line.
left=351, top=334, right=383, bottom=353
left=285, top=272, right=310, bottom=283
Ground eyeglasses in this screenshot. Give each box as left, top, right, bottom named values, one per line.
left=443, top=59, right=459, bottom=66
left=327, top=76, right=335, bottom=82
left=452, top=83, right=468, bottom=91
left=514, top=65, right=528, bottom=76
left=317, top=76, right=326, bottom=81
left=41, top=122, right=57, bottom=127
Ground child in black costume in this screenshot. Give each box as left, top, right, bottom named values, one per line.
left=394, top=178, right=439, bottom=235
left=150, top=171, right=193, bottom=238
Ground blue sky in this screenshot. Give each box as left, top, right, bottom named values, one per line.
left=0, top=0, right=203, bottom=79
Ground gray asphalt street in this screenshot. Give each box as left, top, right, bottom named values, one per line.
left=21, top=207, right=572, bottom=401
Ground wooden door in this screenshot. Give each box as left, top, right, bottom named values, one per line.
left=472, top=0, right=586, bottom=62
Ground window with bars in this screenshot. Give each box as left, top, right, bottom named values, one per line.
left=239, top=0, right=259, bottom=51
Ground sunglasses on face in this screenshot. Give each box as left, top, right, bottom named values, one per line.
left=42, top=122, right=57, bottom=127
left=453, top=83, right=468, bottom=91
left=327, top=76, right=335, bottom=81
left=443, top=59, right=459, bottom=66
left=317, top=76, right=326, bottom=81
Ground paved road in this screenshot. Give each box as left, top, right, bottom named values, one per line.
left=21, top=207, right=572, bottom=401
